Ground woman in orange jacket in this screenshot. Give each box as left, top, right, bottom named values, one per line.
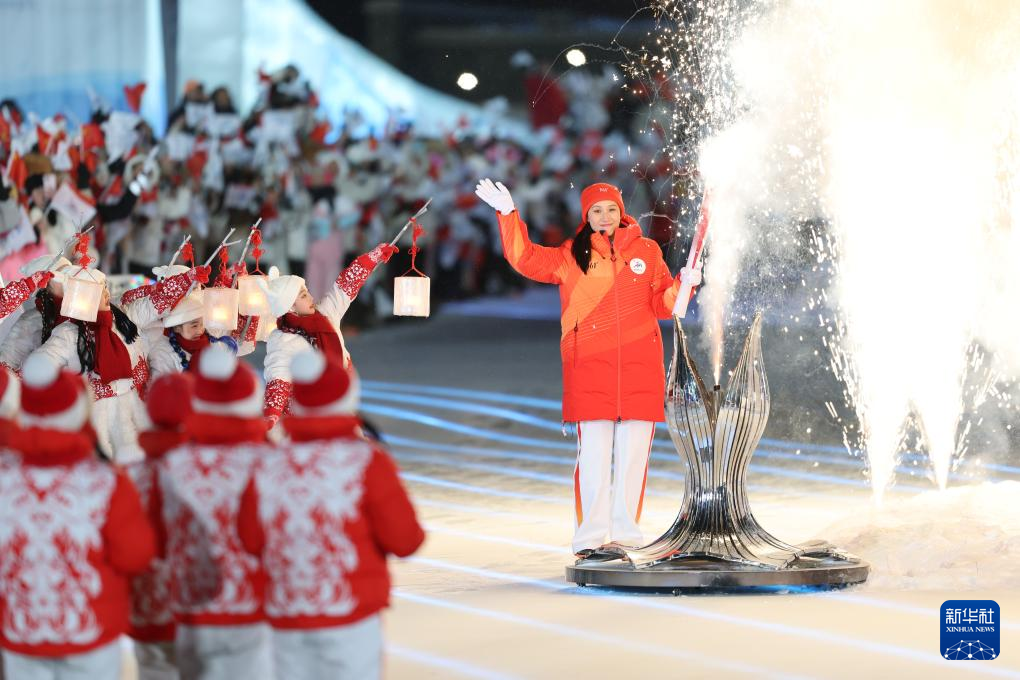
left=475, top=179, right=701, bottom=559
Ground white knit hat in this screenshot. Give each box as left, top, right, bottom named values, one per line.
left=256, top=266, right=305, bottom=318
left=290, top=351, right=360, bottom=416
left=163, top=291, right=204, bottom=328
left=152, top=264, right=190, bottom=280
left=20, top=254, right=72, bottom=284
left=66, top=266, right=107, bottom=286
left=192, top=345, right=263, bottom=418
left=20, top=355, right=90, bottom=431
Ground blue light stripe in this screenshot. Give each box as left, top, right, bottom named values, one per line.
left=364, top=403, right=928, bottom=491
left=388, top=433, right=831, bottom=500
left=364, top=381, right=1020, bottom=477
left=401, top=473, right=565, bottom=504
left=415, top=498, right=563, bottom=525
left=363, top=388, right=1019, bottom=481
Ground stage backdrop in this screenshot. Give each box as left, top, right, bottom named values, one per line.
left=0, top=0, right=168, bottom=131
left=177, top=0, right=503, bottom=137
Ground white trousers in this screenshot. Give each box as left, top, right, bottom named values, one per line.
left=271, top=615, right=381, bottom=680
left=175, top=624, right=271, bottom=680
left=91, top=390, right=146, bottom=464
left=134, top=640, right=178, bottom=680
left=2, top=640, right=121, bottom=680
left=572, top=420, right=655, bottom=553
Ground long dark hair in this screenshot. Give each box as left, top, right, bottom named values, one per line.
left=73, top=304, right=139, bottom=375
left=571, top=223, right=595, bottom=273
left=37, top=287, right=61, bottom=343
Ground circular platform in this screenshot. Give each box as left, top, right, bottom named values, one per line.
left=566, top=555, right=870, bottom=589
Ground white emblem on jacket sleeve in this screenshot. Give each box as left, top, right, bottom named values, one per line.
left=629, top=258, right=647, bottom=275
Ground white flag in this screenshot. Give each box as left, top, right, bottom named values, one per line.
left=49, top=182, right=97, bottom=225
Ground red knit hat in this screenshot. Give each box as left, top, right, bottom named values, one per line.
left=192, top=345, right=262, bottom=418
left=20, top=355, right=90, bottom=431
left=580, top=183, right=625, bottom=221
left=146, top=373, right=195, bottom=429
left=290, top=351, right=360, bottom=416
left=0, top=367, right=19, bottom=421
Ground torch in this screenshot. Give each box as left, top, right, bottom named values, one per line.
left=672, top=191, right=711, bottom=319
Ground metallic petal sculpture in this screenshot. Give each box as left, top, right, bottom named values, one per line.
left=566, top=313, right=869, bottom=589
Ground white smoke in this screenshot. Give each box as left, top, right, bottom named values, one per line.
left=696, top=0, right=1020, bottom=499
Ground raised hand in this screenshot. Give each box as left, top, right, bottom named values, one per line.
left=474, top=178, right=515, bottom=215
left=29, top=271, right=55, bottom=290
left=368, top=243, right=399, bottom=264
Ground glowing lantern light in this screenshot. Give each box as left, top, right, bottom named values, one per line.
left=393, top=275, right=430, bottom=317
left=60, top=274, right=104, bottom=322
left=202, top=287, right=239, bottom=335
left=237, top=274, right=271, bottom=316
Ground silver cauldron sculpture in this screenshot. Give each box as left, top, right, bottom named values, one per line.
left=566, top=313, right=869, bottom=589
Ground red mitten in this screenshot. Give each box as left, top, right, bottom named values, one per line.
left=29, top=271, right=54, bottom=291
left=370, top=243, right=399, bottom=264
left=191, top=265, right=212, bottom=284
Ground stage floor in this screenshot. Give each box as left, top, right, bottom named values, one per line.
left=339, top=299, right=1020, bottom=679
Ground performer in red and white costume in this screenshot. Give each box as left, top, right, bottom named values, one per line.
left=28, top=264, right=209, bottom=462
left=156, top=345, right=272, bottom=680
left=121, top=263, right=193, bottom=350
left=0, top=255, right=72, bottom=374
left=259, top=243, right=396, bottom=426
left=127, top=373, right=194, bottom=680
left=0, top=355, right=156, bottom=680
left=147, top=290, right=258, bottom=379
left=238, top=351, right=424, bottom=680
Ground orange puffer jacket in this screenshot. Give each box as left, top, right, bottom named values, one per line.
left=498, top=211, right=683, bottom=423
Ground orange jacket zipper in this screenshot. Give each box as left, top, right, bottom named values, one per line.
left=610, top=242, right=622, bottom=422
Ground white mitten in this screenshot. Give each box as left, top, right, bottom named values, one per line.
left=474, top=178, right=515, bottom=215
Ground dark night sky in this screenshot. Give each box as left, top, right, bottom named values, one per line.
left=307, top=0, right=645, bottom=45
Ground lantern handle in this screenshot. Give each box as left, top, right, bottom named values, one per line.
left=45, top=224, right=95, bottom=272
left=203, top=228, right=242, bottom=268
left=166, top=234, right=192, bottom=270
left=235, top=218, right=263, bottom=268
left=186, top=229, right=242, bottom=295
left=389, top=197, right=432, bottom=246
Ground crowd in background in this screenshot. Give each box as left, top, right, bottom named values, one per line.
left=0, top=57, right=699, bottom=329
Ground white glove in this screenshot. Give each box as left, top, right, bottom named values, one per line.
left=679, top=265, right=702, bottom=287
left=474, top=178, right=515, bottom=216
left=129, top=172, right=153, bottom=196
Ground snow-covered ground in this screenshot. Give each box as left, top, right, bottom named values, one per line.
left=339, top=298, right=1020, bottom=678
